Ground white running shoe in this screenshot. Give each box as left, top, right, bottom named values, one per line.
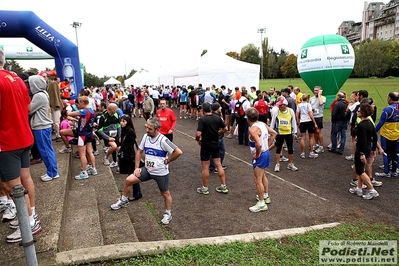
left=287, top=163, right=298, bottom=171
left=279, top=156, right=289, bottom=162
left=349, top=180, right=366, bottom=189
left=109, top=161, right=118, bottom=168
left=111, top=198, right=129, bottom=210
left=87, top=168, right=98, bottom=175
left=274, top=164, right=280, bottom=172
left=315, top=146, right=324, bottom=153
left=75, top=171, right=89, bottom=180
left=362, top=189, right=379, bottom=200
left=103, top=158, right=110, bottom=166
left=349, top=187, right=363, bottom=197
left=161, top=212, right=172, bottom=225
left=2, top=204, right=16, bottom=222
left=309, top=152, right=319, bottom=159
left=249, top=201, right=268, bottom=213
left=59, top=147, right=72, bottom=153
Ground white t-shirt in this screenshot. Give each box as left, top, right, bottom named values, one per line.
left=297, top=102, right=313, bottom=123
left=310, top=96, right=326, bottom=118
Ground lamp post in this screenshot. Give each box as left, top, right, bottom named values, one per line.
left=257, top=28, right=266, bottom=79
left=71, top=21, right=82, bottom=47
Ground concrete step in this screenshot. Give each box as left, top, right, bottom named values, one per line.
left=59, top=187, right=102, bottom=250
left=59, top=149, right=139, bottom=251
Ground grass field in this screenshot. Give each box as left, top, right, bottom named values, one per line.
left=259, top=77, right=399, bottom=121
left=96, top=221, right=399, bottom=265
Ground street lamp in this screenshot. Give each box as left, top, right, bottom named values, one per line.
left=71, top=21, right=82, bottom=47
left=257, top=28, right=266, bottom=79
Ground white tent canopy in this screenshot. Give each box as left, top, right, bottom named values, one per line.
left=160, top=51, right=260, bottom=89
left=125, top=71, right=159, bottom=87
left=104, top=77, right=121, bottom=86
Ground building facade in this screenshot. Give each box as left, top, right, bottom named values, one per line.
left=338, top=1, right=399, bottom=45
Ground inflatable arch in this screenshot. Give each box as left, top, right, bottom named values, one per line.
left=0, top=10, right=83, bottom=98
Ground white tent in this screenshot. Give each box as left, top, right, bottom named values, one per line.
left=124, top=71, right=159, bottom=87
left=104, top=77, right=121, bottom=86
left=165, top=51, right=260, bottom=89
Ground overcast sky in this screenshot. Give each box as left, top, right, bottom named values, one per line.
left=1, top=0, right=371, bottom=77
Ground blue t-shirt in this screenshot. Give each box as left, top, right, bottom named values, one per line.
left=179, top=91, right=188, bottom=103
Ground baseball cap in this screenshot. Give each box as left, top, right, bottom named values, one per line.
left=276, top=99, right=288, bottom=106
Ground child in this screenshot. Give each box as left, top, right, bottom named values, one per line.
left=59, top=96, right=98, bottom=179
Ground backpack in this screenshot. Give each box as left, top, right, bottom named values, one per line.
left=234, top=99, right=247, bottom=118
left=255, top=99, right=268, bottom=115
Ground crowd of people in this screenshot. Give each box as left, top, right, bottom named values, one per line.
left=0, top=44, right=398, bottom=242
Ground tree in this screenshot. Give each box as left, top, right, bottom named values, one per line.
left=4, top=60, right=24, bottom=74
left=353, top=39, right=391, bottom=77
left=226, top=51, right=240, bottom=60
left=387, top=39, right=399, bottom=76
left=280, top=54, right=298, bottom=78
left=239, top=44, right=260, bottom=65
left=26, top=67, right=39, bottom=74
left=261, top=37, right=269, bottom=79
left=201, top=50, right=208, bottom=57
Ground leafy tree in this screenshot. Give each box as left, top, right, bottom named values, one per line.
left=267, top=48, right=278, bottom=78
left=354, top=39, right=391, bottom=77
left=26, top=67, right=39, bottom=74
left=387, top=39, right=399, bottom=76
left=4, top=60, right=24, bottom=74
left=201, top=50, right=208, bottom=57
left=239, top=44, right=260, bottom=65
left=280, top=54, right=298, bottom=78
left=226, top=51, right=240, bottom=60
left=261, top=38, right=269, bottom=79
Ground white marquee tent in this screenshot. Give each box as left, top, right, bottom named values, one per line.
left=104, top=77, right=121, bottom=86
left=160, top=51, right=260, bottom=89
left=124, top=71, right=159, bottom=87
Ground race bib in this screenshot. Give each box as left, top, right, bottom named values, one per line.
left=279, top=118, right=289, bottom=126
left=145, top=158, right=158, bottom=170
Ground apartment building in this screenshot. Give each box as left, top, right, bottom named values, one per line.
left=338, top=1, right=398, bottom=45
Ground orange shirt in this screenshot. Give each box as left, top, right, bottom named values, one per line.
left=60, top=82, right=71, bottom=99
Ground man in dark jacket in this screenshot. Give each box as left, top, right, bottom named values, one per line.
left=329, top=92, right=348, bottom=155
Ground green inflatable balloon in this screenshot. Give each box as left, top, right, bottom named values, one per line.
left=297, top=34, right=355, bottom=107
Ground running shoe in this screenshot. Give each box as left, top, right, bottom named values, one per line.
left=349, top=187, right=363, bottom=197
left=362, top=189, right=379, bottom=200
left=255, top=195, right=271, bottom=204
left=109, top=161, right=118, bottom=168
left=75, top=171, right=89, bottom=180
left=279, top=156, right=289, bottom=162
left=249, top=201, right=268, bottom=213
left=287, top=163, right=298, bottom=171
left=216, top=185, right=228, bottom=194
left=197, top=186, right=210, bottom=195
left=371, top=179, right=383, bottom=187
left=349, top=180, right=366, bottom=188
left=375, top=172, right=390, bottom=179
left=6, top=220, right=42, bottom=243
left=161, top=212, right=172, bottom=225
left=2, top=204, right=16, bottom=222
left=110, top=197, right=129, bottom=210
left=59, top=147, right=72, bottom=153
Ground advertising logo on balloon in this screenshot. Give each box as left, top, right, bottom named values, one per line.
left=297, top=34, right=355, bottom=107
